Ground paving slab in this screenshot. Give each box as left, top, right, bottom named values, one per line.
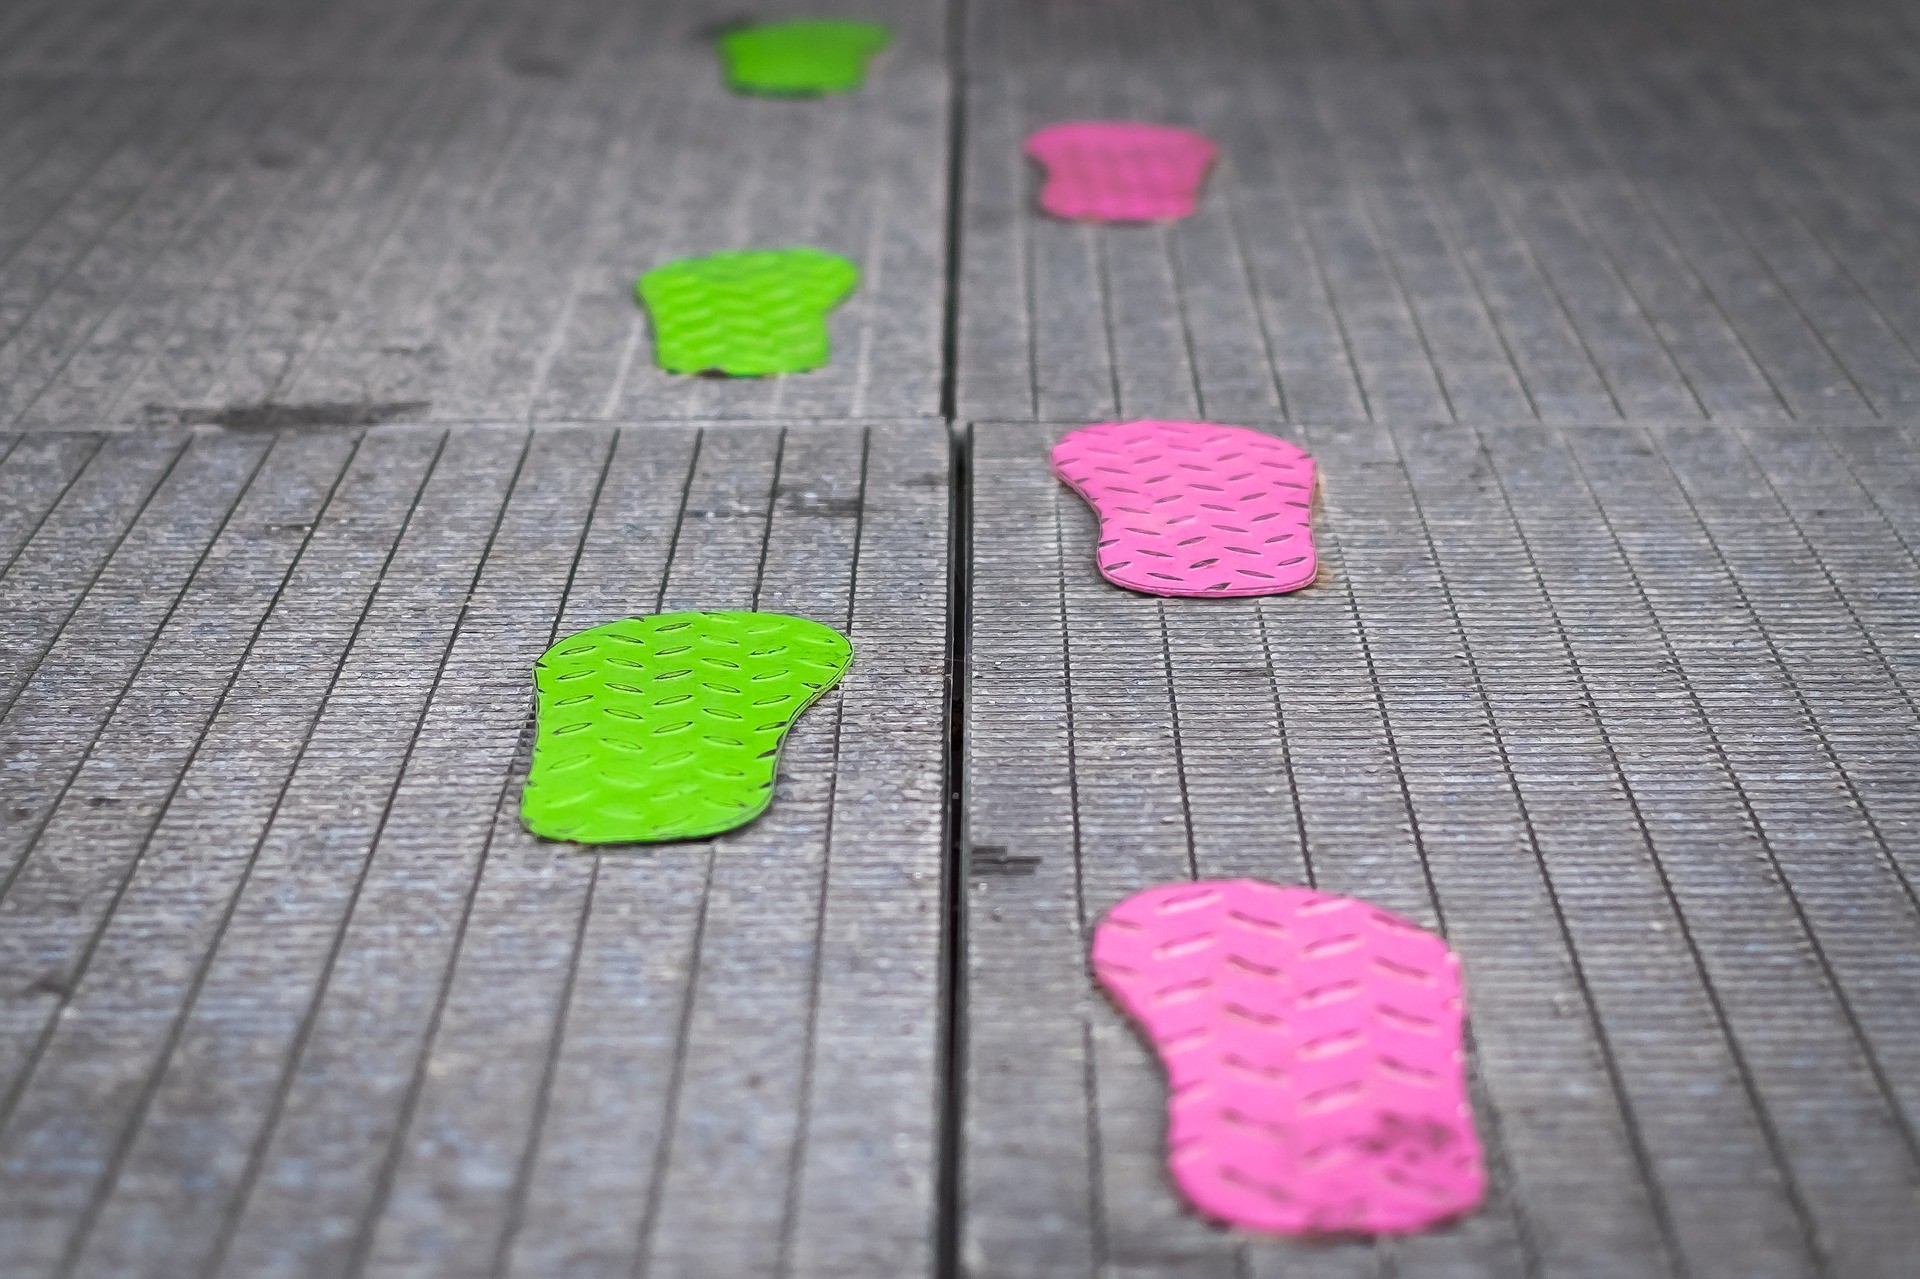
left=0, top=1, right=950, bottom=429
left=956, top=0, right=1920, bottom=428
left=964, top=417, right=1920, bottom=1279
left=0, top=419, right=951, bottom=1279
left=6, top=0, right=1920, bottom=1275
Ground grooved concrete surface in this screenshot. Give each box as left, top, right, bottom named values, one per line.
left=958, top=0, right=1920, bottom=426
left=967, top=417, right=1920, bottom=1279
left=0, top=0, right=949, bottom=428
left=0, top=423, right=951, bottom=1279
left=2, top=0, right=1920, bottom=1276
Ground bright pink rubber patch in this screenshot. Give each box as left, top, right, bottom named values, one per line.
left=1052, top=420, right=1317, bottom=597
left=1092, top=880, right=1485, bottom=1236
left=1026, top=122, right=1217, bottom=222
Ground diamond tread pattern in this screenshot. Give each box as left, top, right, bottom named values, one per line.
left=636, top=248, right=861, bottom=377
left=1091, top=879, right=1485, bottom=1237
left=1051, top=420, right=1318, bottom=597
left=718, top=20, right=892, bottom=96
left=520, top=610, right=853, bottom=844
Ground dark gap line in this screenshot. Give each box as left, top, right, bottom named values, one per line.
left=937, top=0, right=971, bottom=1273
left=939, top=0, right=969, bottom=426
left=937, top=421, right=970, bottom=1279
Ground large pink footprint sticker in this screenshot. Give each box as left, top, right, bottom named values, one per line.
left=1052, top=420, right=1317, bottom=597
left=1092, top=880, right=1485, bottom=1236
left=1026, top=122, right=1217, bottom=222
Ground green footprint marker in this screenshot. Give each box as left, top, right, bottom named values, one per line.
left=718, top=19, right=890, bottom=96
left=636, top=247, right=858, bottom=377
left=522, top=611, right=853, bottom=844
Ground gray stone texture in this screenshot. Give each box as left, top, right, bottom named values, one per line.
left=4, top=0, right=1920, bottom=1274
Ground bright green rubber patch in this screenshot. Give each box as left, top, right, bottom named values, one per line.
left=718, top=20, right=890, bottom=96
left=636, top=247, right=859, bottom=377
left=522, top=611, right=853, bottom=844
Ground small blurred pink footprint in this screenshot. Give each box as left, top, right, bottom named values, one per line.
left=1052, top=420, right=1317, bottom=597
left=1092, top=880, right=1486, bottom=1236
left=1026, top=122, right=1217, bottom=222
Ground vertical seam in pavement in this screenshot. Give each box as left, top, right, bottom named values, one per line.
left=939, top=0, right=971, bottom=1271
left=938, top=420, right=969, bottom=1279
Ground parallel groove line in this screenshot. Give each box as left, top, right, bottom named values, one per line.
left=485, top=425, right=707, bottom=1278
left=1550, top=429, right=1835, bottom=1271
left=339, top=427, right=620, bottom=1279
left=1248, top=597, right=1317, bottom=890
left=272, top=78, right=540, bottom=414
left=1461, top=65, right=1716, bottom=422
left=0, top=437, right=191, bottom=722
left=199, top=429, right=538, bottom=1279
left=1602, top=71, right=1878, bottom=416
left=4, top=77, right=325, bottom=429
left=1538, top=52, right=1802, bottom=418
left=772, top=426, right=871, bottom=1274
left=1380, top=419, right=1689, bottom=1276
left=1292, top=82, right=1467, bottom=425
left=1204, top=74, right=1293, bottom=423
left=53, top=428, right=451, bottom=1277
left=1388, top=73, right=1625, bottom=422
left=30, top=76, right=369, bottom=429
left=0, top=77, right=244, bottom=363
left=209, top=76, right=484, bottom=418
left=612, top=425, right=709, bottom=1276
left=1152, top=601, right=1200, bottom=883
left=629, top=425, right=784, bottom=1279
left=1639, top=427, right=1920, bottom=1137
left=0, top=432, right=235, bottom=889
left=1047, top=463, right=1106, bottom=1278
left=0, top=430, right=359, bottom=1142
left=0, top=432, right=103, bottom=581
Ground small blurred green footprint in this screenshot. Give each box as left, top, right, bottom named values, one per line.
left=636, top=247, right=858, bottom=377
left=718, top=20, right=890, bottom=96
left=522, top=611, right=853, bottom=844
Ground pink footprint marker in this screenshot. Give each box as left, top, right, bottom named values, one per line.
left=1092, top=880, right=1485, bottom=1237
left=1052, top=420, right=1317, bottom=597
left=1026, top=122, right=1218, bottom=222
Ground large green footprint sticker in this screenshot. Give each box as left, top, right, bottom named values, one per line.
left=522, top=612, right=853, bottom=844
left=718, top=20, right=890, bottom=96
left=636, top=247, right=859, bottom=377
